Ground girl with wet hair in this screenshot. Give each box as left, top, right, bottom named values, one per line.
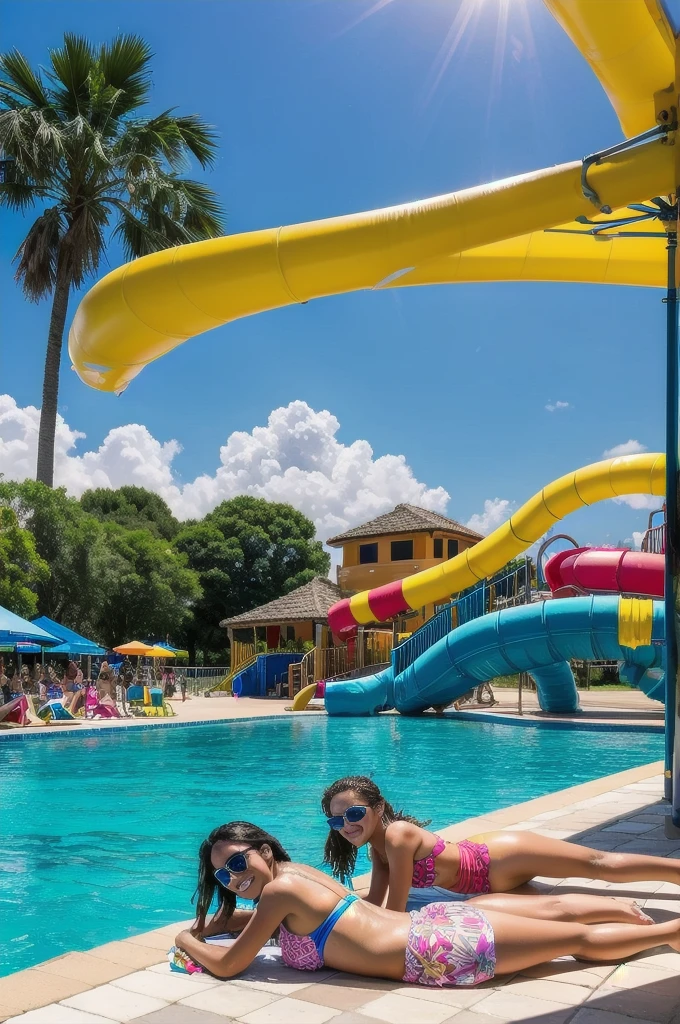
left=174, top=817, right=680, bottom=986
left=321, top=775, right=680, bottom=913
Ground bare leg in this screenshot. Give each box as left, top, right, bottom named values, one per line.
left=469, top=892, right=653, bottom=925
left=487, top=910, right=680, bottom=977
left=486, top=831, right=680, bottom=889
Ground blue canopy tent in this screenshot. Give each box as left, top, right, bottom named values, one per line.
left=30, top=616, right=106, bottom=656
left=0, top=606, right=61, bottom=648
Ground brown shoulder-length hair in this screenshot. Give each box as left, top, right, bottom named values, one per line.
left=191, top=821, right=291, bottom=935
left=321, top=776, right=429, bottom=885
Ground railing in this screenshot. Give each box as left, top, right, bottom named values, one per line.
left=291, top=630, right=395, bottom=696
left=392, top=559, right=533, bottom=677
left=641, top=525, right=666, bottom=554
left=641, top=507, right=666, bottom=554
left=179, top=667, right=230, bottom=695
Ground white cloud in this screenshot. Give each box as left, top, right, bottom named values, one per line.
left=614, top=494, right=660, bottom=511
left=631, top=532, right=644, bottom=550
left=466, top=498, right=514, bottom=536
left=0, top=396, right=450, bottom=554
left=602, top=439, right=648, bottom=458
left=545, top=400, right=571, bottom=413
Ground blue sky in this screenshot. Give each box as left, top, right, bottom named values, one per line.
left=0, top=0, right=666, bottom=550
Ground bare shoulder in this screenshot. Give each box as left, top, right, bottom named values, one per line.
left=384, top=819, right=424, bottom=850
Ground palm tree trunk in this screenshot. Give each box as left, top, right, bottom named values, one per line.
left=36, top=256, right=71, bottom=487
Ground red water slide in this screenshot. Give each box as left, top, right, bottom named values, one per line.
left=544, top=548, right=663, bottom=599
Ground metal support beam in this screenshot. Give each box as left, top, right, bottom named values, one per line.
left=666, top=216, right=680, bottom=819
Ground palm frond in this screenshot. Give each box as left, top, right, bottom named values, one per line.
left=0, top=108, right=64, bottom=181
left=47, top=34, right=96, bottom=118
left=13, top=204, right=64, bottom=299
left=114, top=110, right=188, bottom=172
left=0, top=49, right=50, bottom=107
left=171, top=178, right=224, bottom=237
left=98, top=35, right=152, bottom=116
left=0, top=177, right=41, bottom=212
left=172, top=114, right=219, bottom=169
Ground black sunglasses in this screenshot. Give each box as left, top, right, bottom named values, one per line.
left=214, top=846, right=257, bottom=888
left=326, top=805, right=368, bottom=831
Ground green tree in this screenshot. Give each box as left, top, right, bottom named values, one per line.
left=0, top=506, right=49, bottom=617
left=174, top=497, right=330, bottom=662
left=0, top=34, right=224, bottom=487
left=80, top=485, right=179, bottom=539
left=90, top=524, right=201, bottom=646
left=0, top=479, right=102, bottom=633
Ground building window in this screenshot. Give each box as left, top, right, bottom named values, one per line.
left=433, top=538, right=443, bottom=558
left=286, top=626, right=295, bottom=642
left=448, top=539, right=459, bottom=559
left=391, top=539, right=414, bottom=561
left=359, top=542, right=379, bottom=564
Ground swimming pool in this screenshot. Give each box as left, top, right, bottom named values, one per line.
left=0, top=715, right=663, bottom=976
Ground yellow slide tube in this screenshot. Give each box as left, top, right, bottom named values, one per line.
left=69, top=141, right=674, bottom=394
left=386, top=222, right=667, bottom=291
left=331, top=454, right=665, bottom=631
left=543, top=0, right=675, bottom=138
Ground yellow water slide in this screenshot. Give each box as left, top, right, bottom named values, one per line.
left=328, top=454, right=665, bottom=631
left=67, top=1, right=676, bottom=632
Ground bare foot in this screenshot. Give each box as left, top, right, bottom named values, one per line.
left=614, top=898, right=654, bottom=925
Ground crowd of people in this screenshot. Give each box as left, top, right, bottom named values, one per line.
left=0, top=655, right=187, bottom=722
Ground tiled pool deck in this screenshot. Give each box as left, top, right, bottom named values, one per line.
left=3, top=760, right=680, bottom=1024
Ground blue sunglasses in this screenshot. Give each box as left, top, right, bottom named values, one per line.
left=214, top=847, right=257, bottom=888
left=326, top=805, right=368, bottom=831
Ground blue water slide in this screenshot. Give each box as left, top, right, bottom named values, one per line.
left=325, top=596, right=665, bottom=716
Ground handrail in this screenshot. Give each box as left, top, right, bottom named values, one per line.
left=209, top=652, right=259, bottom=693
left=392, top=559, right=532, bottom=677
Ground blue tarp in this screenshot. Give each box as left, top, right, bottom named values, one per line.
left=0, top=605, right=61, bottom=648
left=30, top=616, right=106, bottom=656
left=232, top=653, right=304, bottom=697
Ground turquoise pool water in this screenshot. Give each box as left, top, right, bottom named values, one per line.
left=0, top=716, right=663, bottom=976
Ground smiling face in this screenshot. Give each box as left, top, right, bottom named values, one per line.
left=328, top=789, right=384, bottom=848
left=210, top=841, right=273, bottom=899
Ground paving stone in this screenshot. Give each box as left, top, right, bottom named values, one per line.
left=113, top=970, right=219, bottom=1002
left=571, top=1011, right=664, bottom=1024
left=86, top=942, right=166, bottom=970
left=60, top=985, right=168, bottom=1022
left=471, top=990, right=573, bottom=1022
left=35, top=952, right=132, bottom=986
left=605, top=962, right=680, bottom=992
left=128, top=1005, right=231, bottom=1024
left=603, top=821, right=659, bottom=834
left=637, top=950, right=680, bottom=971
left=296, top=983, right=384, bottom=1011
left=355, top=992, right=453, bottom=1023
left=4, top=1006, right=118, bottom=1024
left=239, top=996, right=341, bottom=1023
left=612, top=840, right=680, bottom=855
left=584, top=976, right=679, bottom=1021
left=0, top=1006, right=16, bottom=1024
left=178, top=984, right=276, bottom=1016
left=318, top=1015, right=387, bottom=1024
left=0, top=969, right=93, bottom=1013
left=519, top=958, right=614, bottom=983
left=503, top=977, right=593, bottom=1004
left=390, top=984, right=489, bottom=1008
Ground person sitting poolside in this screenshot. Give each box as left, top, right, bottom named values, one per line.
left=173, top=821, right=680, bottom=987
left=320, top=776, right=680, bottom=911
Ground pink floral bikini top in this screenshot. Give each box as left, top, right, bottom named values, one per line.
left=411, top=837, right=491, bottom=894
left=411, top=837, right=446, bottom=887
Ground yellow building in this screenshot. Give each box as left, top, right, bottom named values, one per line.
left=327, top=504, right=482, bottom=630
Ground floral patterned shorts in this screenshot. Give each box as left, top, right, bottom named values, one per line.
left=403, top=902, right=496, bottom=987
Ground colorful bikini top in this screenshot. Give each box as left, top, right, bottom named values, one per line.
left=411, top=836, right=446, bottom=888
left=279, top=893, right=359, bottom=971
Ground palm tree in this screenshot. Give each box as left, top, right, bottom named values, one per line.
left=0, top=34, right=224, bottom=486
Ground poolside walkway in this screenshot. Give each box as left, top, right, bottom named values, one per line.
left=0, top=689, right=663, bottom=738
left=3, top=761, right=680, bottom=1023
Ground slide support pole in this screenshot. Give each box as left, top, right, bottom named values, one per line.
left=666, top=212, right=680, bottom=817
